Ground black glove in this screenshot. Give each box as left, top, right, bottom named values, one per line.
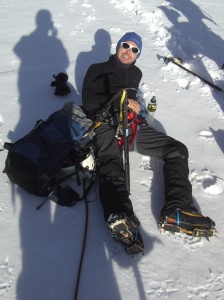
left=51, top=72, right=71, bottom=96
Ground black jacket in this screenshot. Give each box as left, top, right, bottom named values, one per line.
left=82, top=55, right=142, bottom=118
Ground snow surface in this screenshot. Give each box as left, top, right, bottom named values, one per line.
left=0, top=0, right=224, bottom=299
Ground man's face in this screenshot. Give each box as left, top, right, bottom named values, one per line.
left=117, top=40, right=139, bottom=64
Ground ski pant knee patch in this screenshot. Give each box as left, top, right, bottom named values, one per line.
left=163, top=140, right=189, bottom=161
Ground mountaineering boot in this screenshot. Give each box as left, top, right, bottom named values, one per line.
left=107, top=213, right=144, bottom=256
left=159, top=208, right=216, bottom=238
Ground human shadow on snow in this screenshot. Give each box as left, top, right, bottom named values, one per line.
left=74, top=28, right=112, bottom=104
left=12, top=9, right=83, bottom=300
left=159, top=0, right=224, bottom=153
left=12, top=21, right=124, bottom=300
left=10, top=9, right=77, bottom=142
left=9, top=8, right=71, bottom=300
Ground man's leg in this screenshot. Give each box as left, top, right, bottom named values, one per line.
left=94, top=124, right=144, bottom=255
left=94, top=124, right=133, bottom=220
left=135, top=125, right=216, bottom=237
left=136, top=125, right=193, bottom=212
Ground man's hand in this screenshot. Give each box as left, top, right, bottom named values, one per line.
left=128, top=99, right=140, bottom=115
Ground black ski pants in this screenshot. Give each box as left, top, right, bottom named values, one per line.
left=93, top=123, right=193, bottom=221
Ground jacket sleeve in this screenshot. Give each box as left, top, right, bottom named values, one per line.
left=82, top=64, right=109, bottom=114
left=126, top=67, right=142, bottom=101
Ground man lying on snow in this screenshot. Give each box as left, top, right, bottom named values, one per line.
left=4, top=32, right=216, bottom=257
left=80, top=32, right=216, bottom=255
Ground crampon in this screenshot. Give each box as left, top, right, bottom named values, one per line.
left=107, top=213, right=144, bottom=256
left=159, top=209, right=216, bottom=239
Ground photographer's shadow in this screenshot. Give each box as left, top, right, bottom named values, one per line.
left=75, top=28, right=112, bottom=102
left=12, top=9, right=80, bottom=300
left=11, top=9, right=75, bottom=141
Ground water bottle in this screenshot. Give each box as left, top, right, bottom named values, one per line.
left=147, top=96, right=157, bottom=125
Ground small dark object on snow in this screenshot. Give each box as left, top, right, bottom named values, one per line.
left=51, top=72, right=71, bottom=96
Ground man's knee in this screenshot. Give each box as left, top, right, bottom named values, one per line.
left=163, top=140, right=189, bottom=160
left=98, top=155, right=124, bottom=177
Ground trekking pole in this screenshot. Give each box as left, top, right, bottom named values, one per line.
left=121, top=89, right=131, bottom=195
left=164, top=56, right=224, bottom=93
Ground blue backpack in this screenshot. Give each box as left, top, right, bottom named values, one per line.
left=3, top=102, right=95, bottom=206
